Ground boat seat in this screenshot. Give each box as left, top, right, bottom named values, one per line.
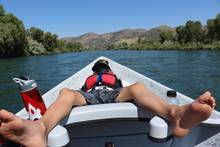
left=47, top=102, right=154, bottom=147
left=64, top=102, right=154, bottom=125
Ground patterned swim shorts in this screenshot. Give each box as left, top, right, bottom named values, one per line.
left=78, top=88, right=122, bottom=105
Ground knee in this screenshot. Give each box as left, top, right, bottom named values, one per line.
left=59, top=88, right=72, bottom=96
left=59, top=88, right=78, bottom=102
left=130, top=82, right=148, bottom=95
left=132, top=82, right=146, bottom=90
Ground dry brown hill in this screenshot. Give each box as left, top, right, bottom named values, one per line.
left=61, top=26, right=175, bottom=48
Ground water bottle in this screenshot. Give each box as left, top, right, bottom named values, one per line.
left=13, top=76, right=46, bottom=120
left=165, top=90, right=180, bottom=106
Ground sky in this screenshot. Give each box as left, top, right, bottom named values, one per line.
left=0, top=0, right=220, bottom=38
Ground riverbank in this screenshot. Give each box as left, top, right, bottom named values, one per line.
left=40, top=41, right=220, bottom=56
left=108, top=41, right=220, bottom=51
left=17, top=43, right=220, bottom=58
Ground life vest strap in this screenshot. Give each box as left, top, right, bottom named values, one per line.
left=97, top=74, right=102, bottom=83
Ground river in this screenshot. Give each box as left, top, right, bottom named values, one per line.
left=0, top=50, right=219, bottom=113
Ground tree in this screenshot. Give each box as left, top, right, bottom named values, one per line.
left=207, top=19, right=216, bottom=41
left=27, top=37, right=46, bottom=55
left=43, top=32, right=58, bottom=51
left=0, top=5, right=27, bottom=57
left=0, top=5, right=5, bottom=16
left=64, top=41, right=83, bottom=51
left=160, top=30, right=175, bottom=43
left=184, top=21, right=203, bottom=42
left=214, top=15, right=220, bottom=40
left=57, top=40, right=83, bottom=52
left=115, top=42, right=128, bottom=49
left=176, top=26, right=186, bottom=43
left=26, top=28, right=59, bottom=52
left=194, top=21, right=203, bottom=42
left=27, top=27, right=44, bottom=43
left=176, top=21, right=203, bottom=44
left=205, top=13, right=220, bottom=42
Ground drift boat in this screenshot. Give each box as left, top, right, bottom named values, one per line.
left=16, top=56, right=220, bottom=147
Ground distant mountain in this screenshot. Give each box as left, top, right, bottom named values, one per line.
left=61, top=26, right=175, bottom=49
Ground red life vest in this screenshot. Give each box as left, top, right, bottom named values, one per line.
left=83, top=72, right=119, bottom=91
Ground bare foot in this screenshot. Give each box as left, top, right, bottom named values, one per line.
left=171, top=91, right=215, bottom=137
left=0, top=109, right=47, bottom=147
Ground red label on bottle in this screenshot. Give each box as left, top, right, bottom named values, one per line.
left=20, top=88, right=46, bottom=120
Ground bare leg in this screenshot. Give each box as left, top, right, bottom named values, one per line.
left=116, top=82, right=173, bottom=120
left=116, top=82, right=215, bottom=137
left=0, top=88, right=87, bottom=147
left=41, top=88, right=87, bottom=135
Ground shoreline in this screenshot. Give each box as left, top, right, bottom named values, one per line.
left=1, top=47, right=220, bottom=59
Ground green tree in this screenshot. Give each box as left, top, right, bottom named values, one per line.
left=0, top=5, right=5, bottom=16
left=206, top=14, right=220, bottom=42
left=57, top=40, right=83, bottom=52
left=43, top=32, right=58, bottom=51
left=214, top=14, right=220, bottom=40
left=27, top=27, right=44, bottom=43
left=176, top=21, right=203, bottom=43
left=184, top=21, right=203, bottom=42
left=27, top=37, right=46, bottom=55
left=176, top=26, right=186, bottom=44
left=65, top=41, right=83, bottom=51
left=207, top=19, right=215, bottom=41
left=0, top=6, right=27, bottom=57
left=194, top=21, right=204, bottom=42
left=160, top=30, right=175, bottom=43
left=115, top=42, right=128, bottom=49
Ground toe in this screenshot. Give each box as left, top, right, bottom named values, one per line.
left=210, top=97, right=216, bottom=108
left=0, top=110, right=14, bottom=123
left=204, top=91, right=212, bottom=97
left=198, top=93, right=215, bottom=107
left=199, top=91, right=211, bottom=99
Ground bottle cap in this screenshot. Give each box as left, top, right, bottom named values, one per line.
left=167, top=90, right=177, bottom=97
left=13, top=76, right=37, bottom=92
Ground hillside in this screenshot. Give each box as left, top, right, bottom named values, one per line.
left=61, top=26, right=175, bottom=49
